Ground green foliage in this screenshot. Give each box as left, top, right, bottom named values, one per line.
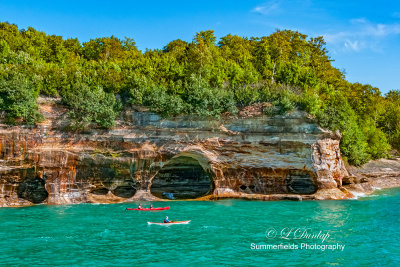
left=379, top=90, right=400, bottom=150
left=0, top=39, right=10, bottom=62
left=300, top=90, right=322, bottom=117
left=233, top=85, right=260, bottom=107
left=141, top=86, right=185, bottom=117
left=0, top=21, right=398, bottom=164
left=258, top=84, right=298, bottom=115
left=316, top=94, right=370, bottom=165
left=273, top=87, right=297, bottom=115
left=62, top=83, right=117, bottom=130
left=363, top=120, right=391, bottom=159
left=182, top=75, right=237, bottom=116
left=0, top=71, right=43, bottom=125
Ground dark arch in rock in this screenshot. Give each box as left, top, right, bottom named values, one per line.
left=150, top=151, right=215, bottom=199
left=17, top=177, right=49, bottom=204
left=285, top=170, right=317, bottom=194
left=112, top=185, right=136, bottom=198
left=90, top=188, right=109, bottom=195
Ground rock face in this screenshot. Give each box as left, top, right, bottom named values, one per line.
left=344, top=158, right=400, bottom=194
left=0, top=101, right=350, bottom=207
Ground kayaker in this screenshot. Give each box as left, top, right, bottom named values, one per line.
left=138, top=203, right=142, bottom=209
left=150, top=204, right=153, bottom=209
left=164, top=216, right=171, bottom=223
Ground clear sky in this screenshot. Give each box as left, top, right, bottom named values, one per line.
left=0, top=0, right=399, bottom=93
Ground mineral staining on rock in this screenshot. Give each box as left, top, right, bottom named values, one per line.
left=0, top=101, right=351, bottom=206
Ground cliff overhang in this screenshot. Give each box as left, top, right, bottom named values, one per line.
left=0, top=101, right=352, bottom=206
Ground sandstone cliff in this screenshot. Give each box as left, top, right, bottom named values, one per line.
left=0, top=100, right=350, bottom=207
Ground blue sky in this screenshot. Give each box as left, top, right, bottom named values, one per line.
left=0, top=0, right=399, bottom=93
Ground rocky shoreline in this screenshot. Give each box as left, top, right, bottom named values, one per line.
left=343, top=158, right=400, bottom=197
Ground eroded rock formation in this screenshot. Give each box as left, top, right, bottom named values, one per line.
left=343, top=158, right=400, bottom=195
left=0, top=100, right=351, bottom=206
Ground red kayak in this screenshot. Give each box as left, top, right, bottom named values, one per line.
left=126, top=207, right=170, bottom=211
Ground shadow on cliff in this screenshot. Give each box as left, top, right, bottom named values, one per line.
left=150, top=151, right=215, bottom=199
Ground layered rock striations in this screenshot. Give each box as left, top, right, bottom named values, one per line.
left=0, top=101, right=350, bottom=206
left=343, top=158, right=400, bottom=194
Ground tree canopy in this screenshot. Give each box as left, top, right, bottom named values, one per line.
left=0, top=22, right=399, bottom=165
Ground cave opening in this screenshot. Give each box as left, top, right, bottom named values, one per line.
left=17, top=177, right=49, bottom=203
left=285, top=170, right=317, bottom=194
left=112, top=185, right=136, bottom=198
left=150, top=155, right=214, bottom=199
left=90, top=188, right=109, bottom=195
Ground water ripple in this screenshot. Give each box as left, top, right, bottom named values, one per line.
left=0, top=188, right=399, bottom=265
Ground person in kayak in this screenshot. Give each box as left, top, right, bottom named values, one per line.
left=138, top=203, right=142, bottom=209
left=150, top=204, right=153, bottom=209
left=164, top=216, right=171, bottom=223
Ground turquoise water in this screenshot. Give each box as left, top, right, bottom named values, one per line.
left=1, top=189, right=400, bottom=266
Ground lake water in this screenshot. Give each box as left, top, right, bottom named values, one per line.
left=1, top=188, right=399, bottom=266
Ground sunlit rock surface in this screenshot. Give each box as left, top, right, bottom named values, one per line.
left=0, top=100, right=351, bottom=206
left=344, top=158, right=400, bottom=195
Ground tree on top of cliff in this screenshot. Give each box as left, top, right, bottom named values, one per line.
left=0, top=21, right=398, bottom=165
left=0, top=69, right=43, bottom=125
left=61, top=82, right=118, bottom=130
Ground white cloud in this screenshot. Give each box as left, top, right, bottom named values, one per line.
left=323, top=19, right=400, bottom=52
left=344, top=40, right=363, bottom=52
left=324, top=32, right=347, bottom=44
left=252, top=0, right=280, bottom=15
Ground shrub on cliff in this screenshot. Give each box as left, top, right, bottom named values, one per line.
left=379, top=90, right=400, bottom=150
left=0, top=71, right=43, bottom=125
left=317, top=94, right=370, bottom=165
left=181, top=75, right=237, bottom=116
left=141, top=86, right=186, bottom=117
left=363, top=121, right=391, bottom=159
left=233, top=85, right=261, bottom=107
left=62, top=82, right=118, bottom=130
left=259, top=84, right=299, bottom=115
